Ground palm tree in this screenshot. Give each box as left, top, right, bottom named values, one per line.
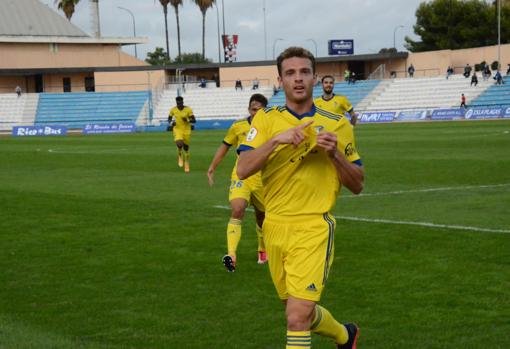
left=158, top=0, right=171, bottom=61
left=169, top=0, right=183, bottom=59
left=193, top=0, right=215, bottom=59
left=54, top=0, right=80, bottom=20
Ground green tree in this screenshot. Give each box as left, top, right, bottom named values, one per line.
left=193, top=0, right=215, bottom=59
left=146, top=47, right=171, bottom=65
left=170, top=0, right=184, bottom=59
left=173, top=52, right=212, bottom=64
left=405, top=0, right=510, bottom=52
left=54, top=0, right=80, bottom=20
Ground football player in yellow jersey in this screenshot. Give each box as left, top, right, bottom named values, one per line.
left=314, top=75, right=358, bottom=126
left=237, top=47, right=364, bottom=349
left=168, top=96, right=196, bottom=173
left=207, top=94, right=269, bottom=272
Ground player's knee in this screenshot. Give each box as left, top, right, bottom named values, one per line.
left=231, top=206, right=246, bottom=219
left=286, top=312, right=311, bottom=331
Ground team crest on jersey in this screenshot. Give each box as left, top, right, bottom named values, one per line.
left=246, top=127, right=258, bottom=142
left=314, top=125, right=324, bottom=134
left=344, top=143, right=357, bottom=156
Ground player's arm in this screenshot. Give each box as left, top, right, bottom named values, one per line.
left=207, top=143, right=231, bottom=186
left=189, top=114, right=196, bottom=124
left=237, top=121, right=313, bottom=180
left=316, top=132, right=364, bottom=194
left=349, top=108, right=358, bottom=126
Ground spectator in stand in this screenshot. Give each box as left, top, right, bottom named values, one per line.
left=506, top=64, right=510, bottom=75
left=344, top=69, right=350, bottom=82
left=463, top=64, right=472, bottom=78
left=273, top=84, right=279, bottom=96
left=235, top=79, right=243, bottom=91
left=471, top=72, right=478, bottom=87
left=446, top=66, right=454, bottom=79
left=15, top=86, right=21, bottom=97
left=460, top=93, right=466, bottom=108
left=494, top=71, right=504, bottom=85
left=199, top=78, right=207, bottom=88
left=483, top=65, right=491, bottom=81
left=252, top=77, right=259, bottom=90
left=408, top=64, right=415, bottom=78
left=348, top=71, right=356, bottom=84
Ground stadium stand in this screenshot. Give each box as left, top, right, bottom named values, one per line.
left=34, top=91, right=149, bottom=129
left=364, top=74, right=492, bottom=111
left=471, top=76, right=510, bottom=107
left=153, top=86, right=273, bottom=125
left=269, top=80, right=381, bottom=109
left=0, top=93, right=38, bottom=131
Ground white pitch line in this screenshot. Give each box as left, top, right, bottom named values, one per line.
left=212, top=205, right=510, bottom=235
left=342, top=183, right=510, bottom=198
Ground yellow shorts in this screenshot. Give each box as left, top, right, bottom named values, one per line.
left=229, top=172, right=264, bottom=212
left=263, top=213, right=336, bottom=302
left=173, top=128, right=191, bottom=145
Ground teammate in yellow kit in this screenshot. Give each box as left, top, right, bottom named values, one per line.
left=207, top=94, right=269, bottom=272
left=237, top=47, right=364, bottom=349
left=168, top=96, right=196, bottom=173
left=314, top=75, right=358, bottom=126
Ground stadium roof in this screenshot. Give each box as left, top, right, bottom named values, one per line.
left=0, top=0, right=146, bottom=45
left=0, top=0, right=88, bottom=37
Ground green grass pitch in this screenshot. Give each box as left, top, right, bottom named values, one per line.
left=0, top=120, right=509, bottom=348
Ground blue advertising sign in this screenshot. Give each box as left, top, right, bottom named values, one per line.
left=83, top=123, right=136, bottom=135
left=328, top=40, right=354, bottom=55
left=397, top=110, right=427, bottom=121
left=464, top=107, right=502, bottom=120
left=12, top=125, right=67, bottom=137
left=359, top=111, right=395, bottom=123
left=503, top=106, right=510, bottom=118
left=430, top=108, right=464, bottom=120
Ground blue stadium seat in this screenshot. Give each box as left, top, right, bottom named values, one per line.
left=35, top=91, right=149, bottom=128
left=269, top=80, right=381, bottom=109
left=471, top=76, right=510, bottom=107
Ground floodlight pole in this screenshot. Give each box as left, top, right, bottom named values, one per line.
left=393, top=25, right=404, bottom=50
left=497, top=0, right=501, bottom=71
left=306, top=39, right=318, bottom=57
left=215, top=3, right=221, bottom=63
left=263, top=0, right=268, bottom=60
left=273, top=38, right=284, bottom=59
left=118, top=6, right=137, bottom=58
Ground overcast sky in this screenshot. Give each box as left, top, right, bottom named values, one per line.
left=39, top=0, right=424, bottom=62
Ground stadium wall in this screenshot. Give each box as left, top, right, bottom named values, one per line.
left=0, top=43, right=147, bottom=70
left=219, top=65, right=278, bottom=88
left=94, top=70, right=165, bottom=92
left=408, top=43, right=510, bottom=77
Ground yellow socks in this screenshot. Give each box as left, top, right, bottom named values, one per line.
left=310, top=305, right=348, bottom=345
left=286, top=330, right=311, bottom=348
left=256, top=224, right=265, bottom=252
left=226, top=218, right=242, bottom=257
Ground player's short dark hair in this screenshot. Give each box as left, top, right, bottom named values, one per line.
left=322, top=75, right=335, bottom=83
left=249, top=93, right=268, bottom=107
left=175, top=96, right=184, bottom=102
left=276, top=47, right=316, bottom=76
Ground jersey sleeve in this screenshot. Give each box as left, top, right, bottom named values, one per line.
left=237, top=109, right=269, bottom=154
left=336, top=119, right=361, bottom=164
left=340, top=97, right=354, bottom=114
left=223, top=123, right=238, bottom=146
left=168, top=107, right=175, bottom=118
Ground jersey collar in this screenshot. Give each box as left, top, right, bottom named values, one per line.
left=321, top=93, right=335, bottom=102
left=285, top=104, right=316, bottom=120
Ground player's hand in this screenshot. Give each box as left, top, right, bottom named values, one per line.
left=316, top=131, right=338, bottom=157
left=350, top=112, right=359, bottom=126
left=274, top=120, right=313, bottom=147
left=207, top=168, right=215, bottom=186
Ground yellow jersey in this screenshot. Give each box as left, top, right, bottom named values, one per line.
left=314, top=94, right=353, bottom=116
left=169, top=106, right=194, bottom=131
left=239, top=105, right=361, bottom=218
left=224, top=118, right=263, bottom=181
